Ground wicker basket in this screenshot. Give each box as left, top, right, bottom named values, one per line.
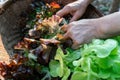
left=0, top=0, right=103, bottom=57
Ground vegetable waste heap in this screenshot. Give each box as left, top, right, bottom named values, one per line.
left=1, top=1, right=120, bottom=80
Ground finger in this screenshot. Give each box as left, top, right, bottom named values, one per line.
left=56, top=6, right=71, bottom=17
left=53, top=15, right=60, bottom=22
left=72, top=41, right=79, bottom=49
left=72, top=39, right=84, bottom=49
left=70, top=11, right=84, bottom=22
left=70, top=11, right=75, bottom=16
left=61, top=24, right=69, bottom=32
left=63, top=31, right=70, bottom=40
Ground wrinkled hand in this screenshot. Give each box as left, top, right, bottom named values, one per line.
left=62, top=19, right=103, bottom=49
left=56, top=0, right=92, bottom=22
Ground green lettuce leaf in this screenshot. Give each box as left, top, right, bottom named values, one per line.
left=49, top=60, right=60, bottom=77
left=49, top=38, right=120, bottom=80
left=82, top=39, right=118, bottom=58
left=54, top=47, right=64, bottom=77
left=62, top=65, right=70, bottom=80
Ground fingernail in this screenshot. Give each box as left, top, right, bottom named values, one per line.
left=72, top=43, right=79, bottom=49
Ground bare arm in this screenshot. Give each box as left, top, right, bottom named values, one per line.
left=98, top=12, right=120, bottom=38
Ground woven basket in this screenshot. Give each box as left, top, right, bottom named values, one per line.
left=0, top=0, right=103, bottom=57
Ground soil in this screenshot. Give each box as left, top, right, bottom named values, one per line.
left=0, top=35, right=10, bottom=63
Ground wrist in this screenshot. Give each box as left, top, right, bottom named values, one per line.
left=89, top=18, right=108, bottom=39
left=94, top=18, right=112, bottom=38
left=96, top=15, right=120, bottom=38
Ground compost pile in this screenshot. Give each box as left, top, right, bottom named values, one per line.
left=1, top=1, right=120, bottom=80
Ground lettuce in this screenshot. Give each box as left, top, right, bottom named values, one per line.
left=50, top=38, right=120, bottom=80
left=49, top=47, right=71, bottom=80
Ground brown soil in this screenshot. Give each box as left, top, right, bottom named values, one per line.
left=0, top=35, right=10, bottom=63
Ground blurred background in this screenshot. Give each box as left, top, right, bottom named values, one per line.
left=93, top=0, right=120, bottom=15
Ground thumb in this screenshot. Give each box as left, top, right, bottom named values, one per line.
left=56, top=6, right=71, bottom=17
left=70, top=11, right=84, bottom=22
left=72, top=39, right=84, bottom=49
left=63, top=31, right=70, bottom=40
left=72, top=42, right=79, bottom=49
left=61, top=24, right=69, bottom=32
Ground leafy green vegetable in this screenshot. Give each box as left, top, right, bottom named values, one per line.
left=64, top=48, right=81, bottom=64
left=54, top=47, right=64, bottom=77
left=71, top=39, right=120, bottom=80
left=49, top=60, right=60, bottom=77
left=49, top=47, right=71, bottom=80
left=82, top=39, right=118, bottom=58
left=71, top=71, right=88, bottom=80
left=62, top=65, right=70, bottom=80
left=50, top=38, right=120, bottom=80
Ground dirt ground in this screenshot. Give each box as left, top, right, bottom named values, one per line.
left=0, top=35, right=10, bottom=63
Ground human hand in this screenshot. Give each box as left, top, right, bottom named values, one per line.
left=56, top=0, right=92, bottom=22
left=62, top=12, right=120, bottom=49
left=62, top=19, right=103, bottom=49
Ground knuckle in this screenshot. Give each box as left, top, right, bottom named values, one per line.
left=67, top=30, right=72, bottom=36
left=69, top=22, right=75, bottom=26
left=74, top=40, right=80, bottom=45
left=65, top=5, right=71, bottom=10
left=67, top=30, right=71, bottom=34
left=68, top=30, right=74, bottom=37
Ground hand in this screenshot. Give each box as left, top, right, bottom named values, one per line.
left=62, top=19, right=103, bottom=49
left=56, top=0, right=92, bottom=22
left=62, top=12, right=120, bottom=49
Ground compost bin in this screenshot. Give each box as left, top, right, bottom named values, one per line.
left=0, top=0, right=102, bottom=56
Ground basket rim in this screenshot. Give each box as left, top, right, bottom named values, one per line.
left=88, top=4, right=103, bottom=17
left=0, top=0, right=103, bottom=16
left=0, top=0, right=13, bottom=14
